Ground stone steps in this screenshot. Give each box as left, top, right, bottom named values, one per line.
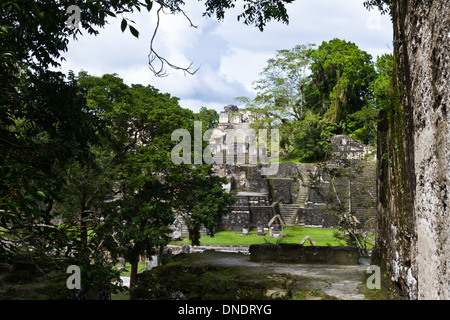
left=279, top=204, right=300, bottom=226
left=279, top=180, right=308, bottom=225
left=348, top=171, right=376, bottom=224
left=278, top=181, right=310, bottom=226
left=296, top=184, right=308, bottom=205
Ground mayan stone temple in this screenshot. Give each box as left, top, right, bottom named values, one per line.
left=175, top=105, right=377, bottom=235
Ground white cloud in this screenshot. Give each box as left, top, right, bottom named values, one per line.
left=57, top=0, right=393, bottom=113
left=218, top=48, right=272, bottom=93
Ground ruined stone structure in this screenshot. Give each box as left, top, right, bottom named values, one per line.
left=330, top=135, right=375, bottom=161
left=209, top=105, right=266, bottom=166
left=249, top=243, right=360, bottom=265
left=373, top=0, right=450, bottom=300
left=208, top=106, right=377, bottom=232
left=215, top=160, right=376, bottom=232
left=176, top=106, right=377, bottom=237
left=218, top=104, right=254, bottom=124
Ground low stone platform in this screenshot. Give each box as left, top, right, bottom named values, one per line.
left=168, top=244, right=249, bottom=255
left=249, top=243, right=360, bottom=265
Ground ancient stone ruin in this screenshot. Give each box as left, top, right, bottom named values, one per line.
left=209, top=104, right=268, bottom=166
left=214, top=160, right=376, bottom=232
left=175, top=105, right=377, bottom=235
left=249, top=243, right=360, bottom=265
left=330, top=135, right=374, bottom=161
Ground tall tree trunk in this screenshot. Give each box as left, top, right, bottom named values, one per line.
left=129, top=260, right=139, bottom=300
left=128, top=244, right=141, bottom=300
left=375, top=0, right=450, bottom=299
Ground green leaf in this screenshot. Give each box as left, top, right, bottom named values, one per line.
left=129, top=25, right=139, bottom=38
left=145, top=0, right=153, bottom=11
left=36, top=191, right=46, bottom=198
left=121, top=18, right=127, bottom=32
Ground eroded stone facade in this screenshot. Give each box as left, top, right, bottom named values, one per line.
left=176, top=106, right=377, bottom=238
left=375, top=0, right=450, bottom=300
left=206, top=106, right=377, bottom=232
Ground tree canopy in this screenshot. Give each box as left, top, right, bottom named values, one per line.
left=2, top=0, right=271, bottom=297
left=238, top=39, right=392, bottom=161
left=306, top=38, right=376, bottom=123
left=74, top=73, right=234, bottom=290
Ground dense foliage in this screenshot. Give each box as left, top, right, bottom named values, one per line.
left=2, top=0, right=288, bottom=298
left=239, top=39, right=393, bottom=162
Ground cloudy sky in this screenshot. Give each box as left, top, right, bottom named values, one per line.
left=58, top=0, right=393, bottom=113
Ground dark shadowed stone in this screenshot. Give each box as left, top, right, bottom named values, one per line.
left=249, top=243, right=359, bottom=265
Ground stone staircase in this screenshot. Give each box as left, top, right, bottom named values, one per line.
left=297, top=182, right=309, bottom=205
left=279, top=204, right=300, bottom=225
left=349, top=163, right=377, bottom=225
left=279, top=182, right=309, bottom=226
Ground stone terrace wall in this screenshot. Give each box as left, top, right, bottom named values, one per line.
left=249, top=243, right=360, bottom=265
left=220, top=193, right=276, bottom=231
left=214, top=158, right=376, bottom=231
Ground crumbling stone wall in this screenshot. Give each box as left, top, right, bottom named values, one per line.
left=220, top=193, right=276, bottom=231
left=375, top=0, right=450, bottom=299
left=330, top=135, right=374, bottom=160
left=296, top=208, right=338, bottom=228
left=249, top=243, right=360, bottom=265
left=269, top=178, right=295, bottom=204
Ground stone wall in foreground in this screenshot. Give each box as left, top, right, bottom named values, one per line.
left=249, top=243, right=360, bottom=265
left=374, top=0, right=450, bottom=300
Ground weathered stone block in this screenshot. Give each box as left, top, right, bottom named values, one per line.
left=250, top=206, right=276, bottom=228
left=269, top=178, right=293, bottom=204
left=296, top=208, right=338, bottom=228
left=249, top=243, right=359, bottom=265
left=220, top=210, right=250, bottom=231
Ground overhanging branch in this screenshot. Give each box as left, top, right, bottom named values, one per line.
left=148, top=4, right=200, bottom=77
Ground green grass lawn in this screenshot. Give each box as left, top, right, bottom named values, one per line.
left=171, top=226, right=346, bottom=246
left=114, top=262, right=149, bottom=277
left=276, top=157, right=317, bottom=164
